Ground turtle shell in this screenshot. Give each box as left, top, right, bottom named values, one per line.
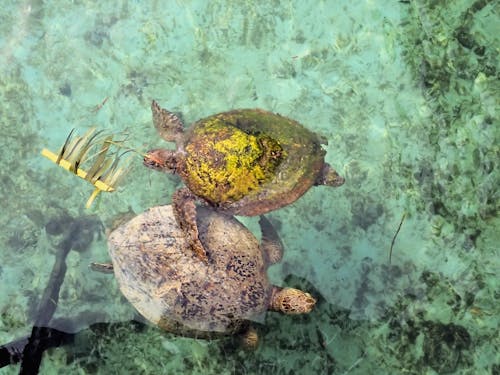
left=107, top=205, right=270, bottom=337
left=180, top=109, right=327, bottom=215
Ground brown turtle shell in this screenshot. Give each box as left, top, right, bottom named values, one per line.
left=179, top=109, right=327, bottom=215
left=107, top=205, right=271, bottom=337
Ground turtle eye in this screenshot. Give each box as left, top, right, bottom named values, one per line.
left=143, top=155, right=161, bottom=169
left=143, top=151, right=177, bottom=173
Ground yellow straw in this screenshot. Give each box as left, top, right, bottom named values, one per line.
left=41, top=148, right=115, bottom=208
left=85, top=187, right=102, bottom=209
left=41, top=148, right=115, bottom=192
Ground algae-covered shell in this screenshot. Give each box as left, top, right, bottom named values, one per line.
left=107, top=205, right=270, bottom=337
left=182, top=109, right=328, bottom=215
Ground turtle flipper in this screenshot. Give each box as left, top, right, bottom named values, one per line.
left=151, top=100, right=184, bottom=144
left=173, top=187, right=209, bottom=263
left=258, top=216, right=283, bottom=264
left=315, top=162, right=345, bottom=187
left=240, top=326, right=259, bottom=349
left=269, top=286, right=316, bottom=314
left=90, top=262, right=114, bottom=273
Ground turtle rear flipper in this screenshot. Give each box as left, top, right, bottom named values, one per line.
left=315, top=163, right=345, bottom=187
left=151, top=100, right=184, bottom=145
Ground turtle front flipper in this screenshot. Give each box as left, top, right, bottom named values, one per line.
left=258, top=216, right=283, bottom=264
left=314, top=162, right=345, bottom=187
left=173, top=187, right=209, bottom=263
left=151, top=100, right=184, bottom=145
left=269, top=286, right=316, bottom=314
left=240, top=326, right=259, bottom=349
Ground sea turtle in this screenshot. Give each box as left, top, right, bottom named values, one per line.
left=144, top=101, right=345, bottom=261
left=92, top=205, right=316, bottom=347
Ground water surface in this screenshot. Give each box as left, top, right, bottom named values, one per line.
left=0, top=1, right=498, bottom=374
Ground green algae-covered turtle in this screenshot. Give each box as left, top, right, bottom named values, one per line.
left=144, top=101, right=345, bottom=261
left=92, top=205, right=316, bottom=347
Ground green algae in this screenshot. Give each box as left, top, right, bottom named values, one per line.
left=185, top=116, right=284, bottom=203
left=183, top=108, right=329, bottom=210
left=0, top=0, right=498, bottom=374
left=397, top=0, right=499, bottom=246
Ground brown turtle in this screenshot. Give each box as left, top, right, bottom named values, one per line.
left=144, top=101, right=345, bottom=261
left=92, top=205, right=316, bottom=347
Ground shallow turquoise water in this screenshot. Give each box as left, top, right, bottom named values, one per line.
left=0, top=1, right=498, bottom=374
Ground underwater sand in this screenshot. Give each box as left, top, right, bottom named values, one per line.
left=0, top=0, right=498, bottom=374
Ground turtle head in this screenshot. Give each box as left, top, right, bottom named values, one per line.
left=144, top=149, right=179, bottom=174
left=270, top=287, right=316, bottom=314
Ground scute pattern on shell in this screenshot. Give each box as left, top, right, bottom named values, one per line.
left=107, top=205, right=271, bottom=336
left=182, top=109, right=327, bottom=215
